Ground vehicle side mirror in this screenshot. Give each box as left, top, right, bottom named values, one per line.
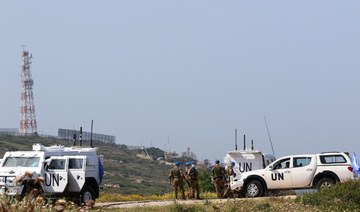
left=268, top=165, right=273, bottom=169
left=44, top=159, right=50, bottom=171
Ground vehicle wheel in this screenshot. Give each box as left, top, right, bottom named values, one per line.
left=81, top=185, right=96, bottom=204
left=245, top=180, right=263, bottom=197
left=316, top=177, right=335, bottom=190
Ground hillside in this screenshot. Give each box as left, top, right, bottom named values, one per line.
left=0, top=135, right=173, bottom=195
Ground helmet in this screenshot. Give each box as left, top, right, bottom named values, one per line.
left=175, top=162, right=180, bottom=166
left=215, top=160, right=220, bottom=164
left=230, top=161, right=236, bottom=166
left=185, top=162, right=191, bottom=166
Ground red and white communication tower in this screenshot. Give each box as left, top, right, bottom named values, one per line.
left=20, top=50, right=37, bottom=134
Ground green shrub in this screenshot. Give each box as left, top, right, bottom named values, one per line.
left=198, top=169, right=214, bottom=192
left=296, top=180, right=360, bottom=211
left=168, top=203, right=207, bottom=212
left=254, top=202, right=271, bottom=210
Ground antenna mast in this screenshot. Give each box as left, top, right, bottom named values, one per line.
left=235, top=129, right=238, bottom=150
left=264, top=116, right=276, bottom=158
left=20, top=49, right=38, bottom=135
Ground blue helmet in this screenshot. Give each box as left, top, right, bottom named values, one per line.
left=185, top=162, right=191, bottom=166
left=230, top=161, right=236, bottom=166
left=215, top=160, right=220, bottom=164
left=175, top=162, right=180, bottom=166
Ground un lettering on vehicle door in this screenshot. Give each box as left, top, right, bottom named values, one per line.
left=44, top=157, right=69, bottom=193
left=265, top=157, right=292, bottom=189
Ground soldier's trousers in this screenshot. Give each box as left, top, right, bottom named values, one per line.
left=190, top=179, right=200, bottom=199
left=214, top=178, right=224, bottom=198
left=172, top=178, right=185, bottom=199
left=223, top=185, right=233, bottom=198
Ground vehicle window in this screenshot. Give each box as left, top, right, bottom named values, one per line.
left=320, top=155, right=347, bottom=164
left=69, top=158, right=83, bottom=169
left=272, top=158, right=290, bottom=170
left=2, top=157, right=40, bottom=167
left=293, top=157, right=311, bottom=167
left=48, top=159, right=66, bottom=170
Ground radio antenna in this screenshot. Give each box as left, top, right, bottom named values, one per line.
left=235, top=129, right=238, bottom=150
left=264, top=116, right=276, bottom=158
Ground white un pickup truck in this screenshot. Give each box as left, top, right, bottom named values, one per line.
left=230, top=152, right=356, bottom=197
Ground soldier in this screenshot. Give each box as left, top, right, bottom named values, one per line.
left=168, top=162, right=185, bottom=200
left=211, top=160, right=226, bottom=198
left=188, top=161, right=201, bottom=199
left=184, top=162, right=193, bottom=198
left=223, top=161, right=236, bottom=198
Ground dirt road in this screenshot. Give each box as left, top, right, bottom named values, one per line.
left=96, top=195, right=297, bottom=209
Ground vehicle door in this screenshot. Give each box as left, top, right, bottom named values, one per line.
left=230, top=175, right=242, bottom=191
left=291, top=156, right=316, bottom=187
left=43, top=157, right=69, bottom=193
left=67, top=156, right=86, bottom=192
left=264, top=157, right=292, bottom=189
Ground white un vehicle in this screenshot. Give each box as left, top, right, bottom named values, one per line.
left=230, top=152, right=356, bottom=197
left=0, top=144, right=104, bottom=203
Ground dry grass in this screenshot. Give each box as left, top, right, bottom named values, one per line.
left=100, top=198, right=321, bottom=212
left=97, top=191, right=218, bottom=202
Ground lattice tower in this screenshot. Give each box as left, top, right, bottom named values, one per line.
left=20, top=50, right=37, bottom=134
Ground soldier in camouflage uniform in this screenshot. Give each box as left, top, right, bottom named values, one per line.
left=168, top=162, right=185, bottom=199
left=211, top=160, right=226, bottom=198
left=223, top=161, right=236, bottom=198
left=188, top=161, right=201, bottom=199
left=184, top=162, right=193, bottom=198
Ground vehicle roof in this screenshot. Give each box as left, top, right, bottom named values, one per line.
left=227, top=150, right=263, bottom=154
left=276, top=152, right=348, bottom=160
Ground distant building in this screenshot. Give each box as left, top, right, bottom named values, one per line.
left=164, top=151, right=180, bottom=160
left=58, top=128, right=116, bottom=144
left=0, top=128, right=19, bottom=136
left=181, top=147, right=197, bottom=160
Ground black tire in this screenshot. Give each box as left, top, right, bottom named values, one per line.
left=81, top=184, right=96, bottom=204
left=316, top=177, right=335, bottom=190
left=245, top=180, right=264, bottom=197
left=237, top=190, right=245, bottom=198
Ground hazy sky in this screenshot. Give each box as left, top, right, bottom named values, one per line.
left=1, top=1, right=359, bottom=161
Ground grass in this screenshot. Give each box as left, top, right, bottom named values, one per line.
left=101, top=198, right=319, bottom=212
left=0, top=196, right=91, bottom=212
left=99, top=181, right=360, bottom=211
left=97, top=192, right=218, bottom=202
left=296, top=179, right=360, bottom=211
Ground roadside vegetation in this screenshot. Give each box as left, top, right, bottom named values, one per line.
left=101, top=198, right=317, bottom=212
left=296, top=179, right=360, bottom=211
left=95, top=180, right=360, bottom=211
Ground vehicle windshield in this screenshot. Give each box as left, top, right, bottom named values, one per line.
left=2, top=157, right=40, bottom=167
